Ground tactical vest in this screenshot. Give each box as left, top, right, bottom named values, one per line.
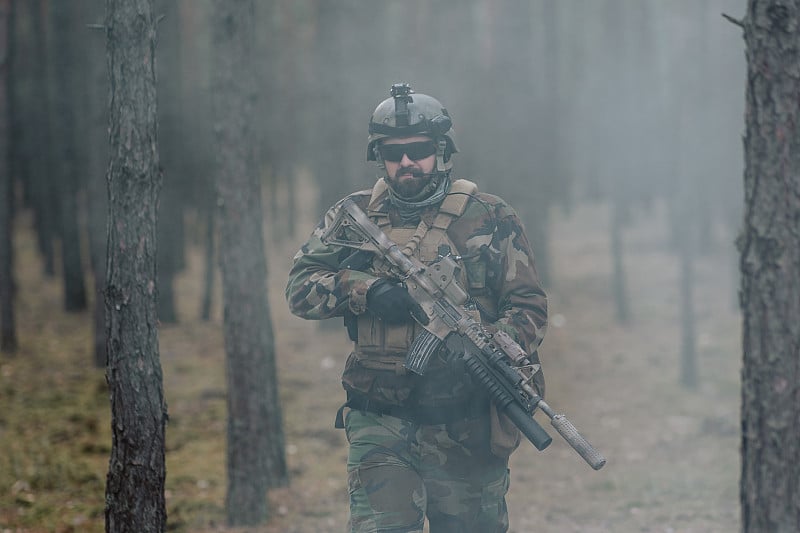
left=342, top=178, right=492, bottom=407
left=356, top=178, right=477, bottom=362
left=339, top=179, right=542, bottom=458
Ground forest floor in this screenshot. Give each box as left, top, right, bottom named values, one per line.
left=0, top=197, right=741, bottom=533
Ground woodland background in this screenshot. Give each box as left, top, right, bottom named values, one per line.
left=0, top=0, right=748, bottom=532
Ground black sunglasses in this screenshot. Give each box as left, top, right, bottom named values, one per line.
left=378, top=141, right=437, bottom=162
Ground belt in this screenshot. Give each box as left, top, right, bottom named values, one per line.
left=335, top=392, right=488, bottom=428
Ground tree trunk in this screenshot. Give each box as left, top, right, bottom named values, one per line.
left=28, top=0, right=55, bottom=277
left=211, top=0, right=288, bottom=526
left=83, top=0, right=109, bottom=367
left=739, top=2, right=800, bottom=532
left=8, top=0, right=24, bottom=203
left=50, top=0, right=87, bottom=312
left=0, top=0, right=16, bottom=354
left=199, top=193, right=215, bottom=321
left=610, top=199, right=630, bottom=324
left=309, top=0, right=353, bottom=212
left=155, top=0, right=185, bottom=324
left=104, top=0, right=167, bottom=531
left=678, top=235, right=696, bottom=389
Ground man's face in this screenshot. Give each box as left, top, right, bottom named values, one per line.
left=380, top=135, right=437, bottom=198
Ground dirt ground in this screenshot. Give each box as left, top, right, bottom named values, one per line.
left=0, top=196, right=741, bottom=532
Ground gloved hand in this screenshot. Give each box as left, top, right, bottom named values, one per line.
left=366, top=279, right=430, bottom=325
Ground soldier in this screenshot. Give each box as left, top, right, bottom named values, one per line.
left=286, top=83, right=547, bottom=533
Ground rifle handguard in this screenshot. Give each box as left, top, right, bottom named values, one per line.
left=462, top=350, right=552, bottom=451
left=504, top=402, right=552, bottom=451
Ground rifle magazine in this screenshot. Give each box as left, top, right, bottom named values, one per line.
left=404, top=329, right=442, bottom=375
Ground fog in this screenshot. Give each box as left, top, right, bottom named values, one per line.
left=5, top=0, right=750, bottom=530
left=256, top=0, right=747, bottom=284
left=11, top=0, right=748, bottom=312
left=126, top=0, right=747, bottom=287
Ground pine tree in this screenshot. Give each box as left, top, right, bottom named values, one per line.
left=104, top=0, right=167, bottom=530
left=739, top=2, right=800, bottom=531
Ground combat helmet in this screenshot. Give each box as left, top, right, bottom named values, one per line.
left=367, top=83, right=458, bottom=173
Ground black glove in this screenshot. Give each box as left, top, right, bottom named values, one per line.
left=366, top=279, right=430, bottom=325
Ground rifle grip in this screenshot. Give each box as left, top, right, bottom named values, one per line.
left=551, top=414, right=606, bottom=470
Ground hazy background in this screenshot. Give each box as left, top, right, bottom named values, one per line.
left=2, top=0, right=749, bottom=531
left=11, top=0, right=747, bottom=311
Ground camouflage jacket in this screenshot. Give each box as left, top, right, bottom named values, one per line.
left=286, top=178, right=548, bottom=409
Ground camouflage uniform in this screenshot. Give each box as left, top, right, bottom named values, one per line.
left=286, top=178, right=547, bottom=533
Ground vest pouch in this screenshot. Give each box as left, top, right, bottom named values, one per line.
left=356, top=313, right=382, bottom=353
left=384, top=321, right=415, bottom=353
left=356, top=311, right=415, bottom=356
left=342, top=351, right=413, bottom=406
left=463, top=256, right=487, bottom=290
left=341, top=352, right=377, bottom=396
left=342, top=351, right=408, bottom=394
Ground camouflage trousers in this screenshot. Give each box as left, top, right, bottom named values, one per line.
left=344, top=409, right=510, bottom=533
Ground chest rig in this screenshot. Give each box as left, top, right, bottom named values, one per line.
left=353, top=179, right=479, bottom=372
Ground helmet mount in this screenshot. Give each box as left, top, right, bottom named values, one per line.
left=367, top=83, right=458, bottom=173
left=390, top=83, right=413, bottom=127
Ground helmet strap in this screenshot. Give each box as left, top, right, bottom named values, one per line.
left=435, top=138, right=448, bottom=172
left=373, top=145, right=386, bottom=169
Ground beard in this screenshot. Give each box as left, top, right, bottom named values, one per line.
left=386, top=167, right=432, bottom=199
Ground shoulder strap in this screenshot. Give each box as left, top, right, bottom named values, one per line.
left=440, top=179, right=478, bottom=216
left=367, top=178, right=479, bottom=232
left=368, top=179, right=389, bottom=212
left=432, top=179, right=478, bottom=231
left=367, top=179, right=391, bottom=229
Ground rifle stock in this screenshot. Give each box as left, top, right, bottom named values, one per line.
left=323, top=197, right=606, bottom=470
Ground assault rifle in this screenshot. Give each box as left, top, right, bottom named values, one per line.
left=322, top=198, right=606, bottom=470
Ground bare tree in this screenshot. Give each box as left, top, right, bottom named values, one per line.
left=0, top=0, right=16, bottom=354
left=82, top=0, right=109, bottom=368
left=49, top=1, right=87, bottom=312
left=155, top=0, right=186, bottom=324
left=104, top=0, right=167, bottom=530
left=26, top=0, right=58, bottom=277
left=211, top=0, right=288, bottom=525
left=308, top=0, right=366, bottom=214
left=739, top=2, right=800, bottom=531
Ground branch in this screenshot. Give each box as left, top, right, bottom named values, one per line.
left=722, top=12, right=745, bottom=29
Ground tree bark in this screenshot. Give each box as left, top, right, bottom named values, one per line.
left=104, top=0, right=167, bottom=531
left=739, top=2, right=800, bottom=532
left=155, top=0, right=185, bottom=324
left=27, top=0, right=55, bottom=277
left=0, top=0, right=16, bottom=354
left=200, top=192, right=215, bottom=321
left=50, top=0, right=87, bottom=312
left=211, top=0, right=288, bottom=526
left=83, top=0, right=109, bottom=368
